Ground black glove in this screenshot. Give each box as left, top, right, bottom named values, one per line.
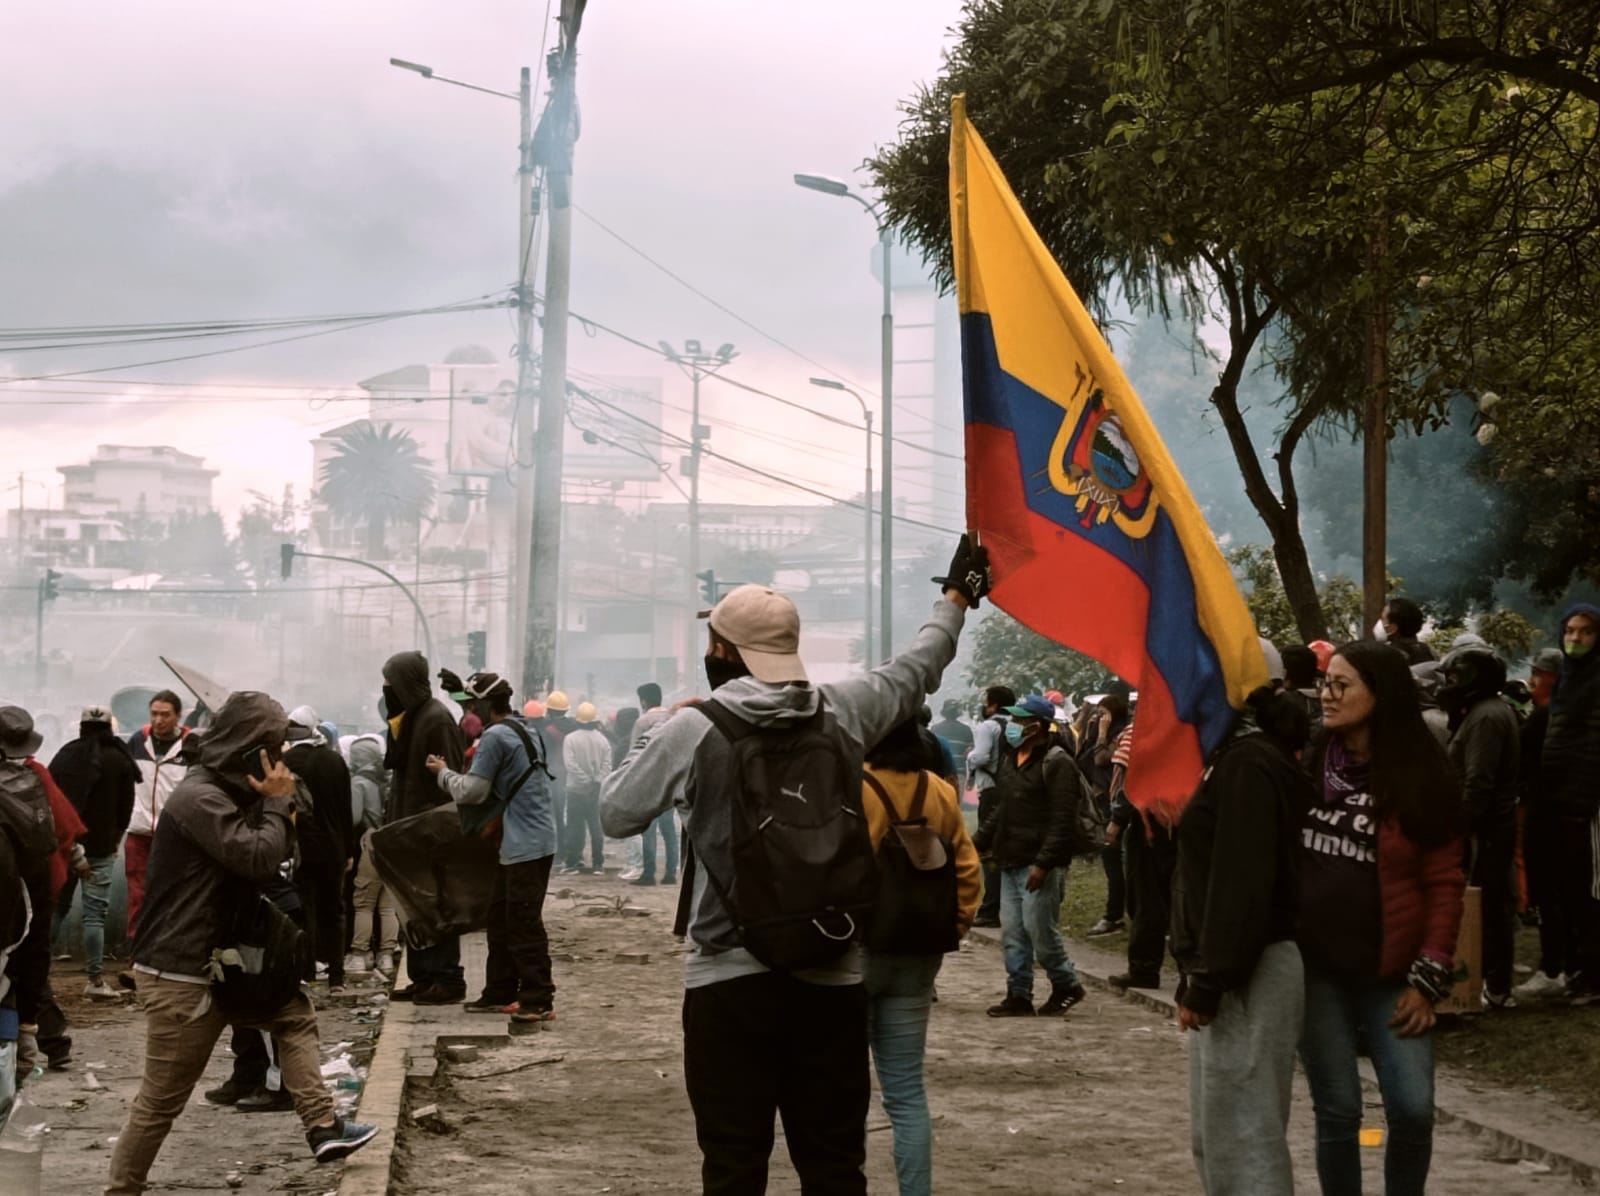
left=1406, top=955, right=1454, bottom=1004
left=438, top=668, right=464, bottom=694
left=933, top=533, right=992, bottom=607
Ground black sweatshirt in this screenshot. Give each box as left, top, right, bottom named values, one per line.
left=1171, top=733, right=1312, bottom=1018
left=973, top=743, right=1083, bottom=870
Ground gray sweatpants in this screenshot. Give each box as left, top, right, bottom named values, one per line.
left=1188, top=939, right=1303, bottom=1196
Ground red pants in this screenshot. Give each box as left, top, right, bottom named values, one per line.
left=124, top=832, right=153, bottom=938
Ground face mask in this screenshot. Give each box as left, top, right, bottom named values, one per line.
left=1003, top=722, right=1027, bottom=748
left=382, top=684, right=400, bottom=714
left=704, top=654, right=749, bottom=691
left=1567, top=639, right=1593, bottom=659
left=1372, top=620, right=1389, bottom=643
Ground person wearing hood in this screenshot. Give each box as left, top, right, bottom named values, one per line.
left=47, top=705, right=139, bottom=1000
left=1439, top=645, right=1521, bottom=1008
left=1535, top=604, right=1600, bottom=1002
left=381, top=650, right=467, bottom=1003
left=284, top=706, right=354, bottom=993
left=345, top=735, right=397, bottom=977
left=1173, top=686, right=1314, bottom=1195
left=106, top=692, right=378, bottom=1194
left=599, top=536, right=985, bottom=1194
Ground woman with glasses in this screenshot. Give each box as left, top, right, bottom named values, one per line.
left=1298, top=642, right=1465, bottom=1195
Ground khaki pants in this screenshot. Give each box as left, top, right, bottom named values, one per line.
left=105, top=975, right=334, bottom=1195
left=352, top=827, right=399, bottom=955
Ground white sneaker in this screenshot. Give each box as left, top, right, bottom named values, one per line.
left=343, top=952, right=372, bottom=975
left=84, top=979, right=118, bottom=1001
left=374, top=952, right=397, bottom=977
left=619, top=868, right=643, bottom=882
left=1514, top=970, right=1567, bottom=999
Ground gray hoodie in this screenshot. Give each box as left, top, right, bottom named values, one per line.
left=600, top=599, right=967, bottom=989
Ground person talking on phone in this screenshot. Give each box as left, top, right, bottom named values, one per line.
left=106, top=692, right=378, bottom=1195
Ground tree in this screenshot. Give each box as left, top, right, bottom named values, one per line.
left=317, top=424, right=436, bottom=559
left=1228, top=545, right=1366, bottom=647
left=965, top=609, right=1117, bottom=698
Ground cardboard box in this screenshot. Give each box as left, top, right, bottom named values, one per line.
left=1435, top=885, right=1482, bottom=1016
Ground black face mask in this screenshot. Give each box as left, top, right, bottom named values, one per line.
left=704, top=654, right=749, bottom=692
left=382, top=685, right=400, bottom=718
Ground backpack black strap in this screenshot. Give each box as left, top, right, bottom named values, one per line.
left=908, top=771, right=930, bottom=822
left=863, top=769, right=932, bottom=827
left=503, top=719, right=554, bottom=785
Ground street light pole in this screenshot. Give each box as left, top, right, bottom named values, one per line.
left=793, top=172, right=894, bottom=658
left=810, top=378, right=872, bottom=667
left=663, top=341, right=737, bottom=625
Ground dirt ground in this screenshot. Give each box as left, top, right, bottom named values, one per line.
left=25, top=962, right=384, bottom=1194
left=390, top=873, right=1593, bottom=1196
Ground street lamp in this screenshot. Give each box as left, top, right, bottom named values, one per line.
left=389, top=54, right=540, bottom=681
left=810, top=378, right=873, bottom=668
left=794, top=171, right=894, bottom=658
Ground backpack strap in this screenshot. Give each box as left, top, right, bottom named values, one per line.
left=502, top=719, right=554, bottom=784
left=908, top=771, right=930, bottom=822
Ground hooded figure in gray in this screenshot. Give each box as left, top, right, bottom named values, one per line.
left=129, top=692, right=297, bottom=979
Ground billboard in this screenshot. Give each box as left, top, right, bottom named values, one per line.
left=447, top=377, right=517, bottom=477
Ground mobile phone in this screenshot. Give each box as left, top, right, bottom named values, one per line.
left=239, top=744, right=277, bottom=782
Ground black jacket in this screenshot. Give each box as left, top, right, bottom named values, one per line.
left=1543, top=656, right=1600, bottom=821
left=1171, top=733, right=1311, bottom=1019
left=383, top=651, right=466, bottom=823
left=1447, top=697, right=1520, bottom=829
left=285, top=741, right=354, bottom=864
left=48, top=725, right=139, bottom=858
left=1391, top=636, right=1435, bottom=666
left=131, top=693, right=298, bottom=977
left=972, top=742, right=1084, bottom=870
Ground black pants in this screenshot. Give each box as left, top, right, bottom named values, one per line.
left=976, top=789, right=1001, bottom=922
left=1102, top=839, right=1126, bottom=922
left=1124, top=817, right=1177, bottom=979
left=1469, top=816, right=1518, bottom=995
left=482, top=856, right=556, bottom=1009
left=406, top=935, right=465, bottom=990
left=228, top=1026, right=277, bottom=1089
left=682, top=973, right=869, bottom=1195
left=1535, top=812, right=1600, bottom=982
left=296, top=857, right=347, bottom=985
left=564, top=785, right=604, bottom=870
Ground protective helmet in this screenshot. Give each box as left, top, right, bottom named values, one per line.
left=544, top=690, right=571, bottom=713
left=1309, top=640, right=1336, bottom=674
left=523, top=699, right=545, bottom=719
left=575, top=701, right=599, bottom=724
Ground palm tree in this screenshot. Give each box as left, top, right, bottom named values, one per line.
left=318, top=423, right=436, bottom=558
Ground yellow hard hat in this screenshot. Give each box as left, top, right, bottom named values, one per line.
left=575, top=701, right=598, bottom=724
left=544, top=690, right=570, bottom=713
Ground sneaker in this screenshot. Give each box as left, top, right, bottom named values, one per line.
left=204, top=1078, right=253, bottom=1107
left=1038, top=982, right=1088, bottom=1015
left=1568, top=974, right=1600, bottom=1006
left=374, top=952, right=397, bottom=977
left=84, top=978, right=119, bottom=1001
left=53, top=951, right=72, bottom=962
left=619, top=868, right=643, bottom=882
left=661, top=872, right=677, bottom=885
left=972, top=914, right=1001, bottom=929
left=1514, top=970, right=1567, bottom=1000
left=510, top=1005, right=555, bottom=1025
left=1107, top=972, right=1160, bottom=992
left=343, top=952, right=372, bottom=975
left=1085, top=917, right=1124, bottom=938
left=464, top=994, right=517, bottom=1014
left=389, top=983, right=421, bottom=1002
left=308, top=1117, right=380, bottom=1163
left=630, top=876, right=657, bottom=887
left=1483, top=989, right=1519, bottom=1011
left=986, top=994, right=1036, bottom=1018
left=237, top=1086, right=295, bottom=1113
left=412, top=983, right=468, bottom=1006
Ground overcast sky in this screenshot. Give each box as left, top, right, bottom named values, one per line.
left=0, top=1, right=970, bottom=521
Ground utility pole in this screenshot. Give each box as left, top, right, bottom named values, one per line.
left=511, top=64, right=536, bottom=673
left=878, top=225, right=894, bottom=660
left=523, top=0, right=587, bottom=696
left=662, top=341, right=737, bottom=623
left=1362, top=101, right=1389, bottom=637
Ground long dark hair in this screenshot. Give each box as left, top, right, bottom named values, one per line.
left=1323, top=640, right=1459, bottom=846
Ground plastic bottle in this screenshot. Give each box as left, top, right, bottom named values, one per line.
left=0, top=1093, right=48, bottom=1196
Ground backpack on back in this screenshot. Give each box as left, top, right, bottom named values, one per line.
left=684, top=699, right=879, bottom=972
left=862, top=771, right=960, bottom=955
left=0, top=760, right=56, bottom=879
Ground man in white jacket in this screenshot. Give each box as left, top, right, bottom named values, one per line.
left=124, top=690, right=189, bottom=938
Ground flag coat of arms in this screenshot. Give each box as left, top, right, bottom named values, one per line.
left=948, top=94, right=1268, bottom=810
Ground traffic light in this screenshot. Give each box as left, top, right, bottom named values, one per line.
left=41, top=569, right=60, bottom=602
left=280, top=543, right=296, bottom=580
left=697, top=569, right=718, bottom=604
left=466, top=630, right=487, bottom=670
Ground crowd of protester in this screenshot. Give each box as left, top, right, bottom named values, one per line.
left=2, top=534, right=1597, bottom=1196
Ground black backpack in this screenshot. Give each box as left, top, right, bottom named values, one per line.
left=208, top=885, right=310, bottom=1020
left=0, top=760, right=56, bottom=879
left=681, top=699, right=879, bottom=972
left=862, top=771, right=960, bottom=955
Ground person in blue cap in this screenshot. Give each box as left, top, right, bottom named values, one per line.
left=973, top=693, right=1090, bottom=1016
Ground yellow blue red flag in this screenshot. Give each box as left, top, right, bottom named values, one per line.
left=948, top=94, right=1268, bottom=810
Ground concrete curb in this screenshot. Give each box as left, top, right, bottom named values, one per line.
left=337, top=995, right=412, bottom=1196
left=968, top=926, right=1600, bottom=1188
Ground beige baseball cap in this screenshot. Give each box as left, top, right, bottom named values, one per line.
left=704, top=584, right=808, bottom=684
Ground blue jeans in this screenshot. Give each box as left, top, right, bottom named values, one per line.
left=80, top=855, right=116, bottom=978
left=641, top=808, right=679, bottom=882
left=999, top=865, right=1078, bottom=999
left=864, top=952, right=943, bottom=1196
left=1299, top=968, right=1435, bottom=1196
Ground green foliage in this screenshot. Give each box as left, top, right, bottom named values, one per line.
left=965, top=609, right=1117, bottom=697
left=1228, top=545, right=1364, bottom=645
left=1474, top=608, right=1543, bottom=661
left=317, top=423, right=436, bottom=559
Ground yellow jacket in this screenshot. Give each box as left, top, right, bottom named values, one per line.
left=862, top=765, right=983, bottom=935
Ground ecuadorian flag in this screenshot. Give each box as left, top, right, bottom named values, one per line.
left=949, top=95, right=1267, bottom=811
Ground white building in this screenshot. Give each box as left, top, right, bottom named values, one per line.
left=57, top=445, right=217, bottom=522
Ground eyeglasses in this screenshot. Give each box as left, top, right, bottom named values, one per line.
left=1322, top=677, right=1356, bottom=700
